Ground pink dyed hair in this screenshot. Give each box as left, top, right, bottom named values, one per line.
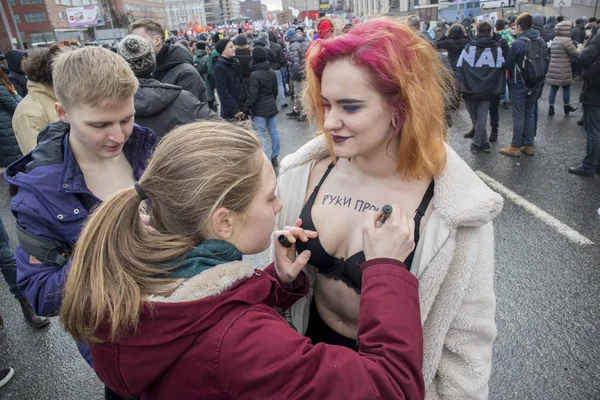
left=304, top=17, right=451, bottom=179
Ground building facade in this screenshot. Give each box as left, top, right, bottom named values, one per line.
left=220, top=0, right=240, bottom=22
left=1, top=0, right=167, bottom=52
left=239, top=0, right=262, bottom=20
left=165, top=0, right=207, bottom=31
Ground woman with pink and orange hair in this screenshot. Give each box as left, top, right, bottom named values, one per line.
left=276, top=17, right=503, bottom=399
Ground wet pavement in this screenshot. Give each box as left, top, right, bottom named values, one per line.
left=0, top=81, right=599, bottom=399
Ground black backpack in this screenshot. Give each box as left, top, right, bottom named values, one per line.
left=518, top=37, right=550, bottom=91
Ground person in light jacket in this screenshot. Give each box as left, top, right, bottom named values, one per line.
left=275, top=17, right=503, bottom=399
left=547, top=21, right=580, bottom=116
left=12, top=45, right=63, bottom=154
left=60, top=120, right=426, bottom=400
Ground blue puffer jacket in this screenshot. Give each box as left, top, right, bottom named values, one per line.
left=0, top=84, right=23, bottom=167
left=4, top=121, right=156, bottom=365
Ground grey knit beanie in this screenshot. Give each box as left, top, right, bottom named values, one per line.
left=118, top=35, right=155, bottom=77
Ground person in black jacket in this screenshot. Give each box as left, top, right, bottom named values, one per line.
left=571, top=18, right=586, bottom=45
left=568, top=32, right=600, bottom=177
left=242, top=47, right=280, bottom=166
left=456, top=21, right=506, bottom=154
left=214, top=39, right=247, bottom=120
left=233, top=34, right=253, bottom=90
left=118, top=35, right=215, bottom=139
left=436, top=24, right=471, bottom=71
left=5, top=50, right=27, bottom=97
left=268, top=30, right=289, bottom=108
left=130, top=19, right=207, bottom=103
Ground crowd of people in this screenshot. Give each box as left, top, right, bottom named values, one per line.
left=428, top=12, right=600, bottom=176
left=0, top=10, right=597, bottom=400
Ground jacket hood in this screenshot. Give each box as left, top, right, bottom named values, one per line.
left=472, top=34, right=496, bottom=48
left=93, top=261, right=261, bottom=397
left=532, top=14, right=545, bottom=30
left=279, top=136, right=503, bottom=228
left=26, top=81, right=56, bottom=100
left=519, top=29, right=541, bottom=40
left=547, top=16, right=556, bottom=25
left=268, top=31, right=279, bottom=43
left=251, top=60, right=270, bottom=70
left=449, top=25, right=468, bottom=39
left=290, top=34, right=305, bottom=43
left=154, top=43, right=194, bottom=75
left=134, top=78, right=181, bottom=117
left=555, top=21, right=573, bottom=37
left=6, top=50, right=26, bottom=74
left=253, top=38, right=269, bottom=48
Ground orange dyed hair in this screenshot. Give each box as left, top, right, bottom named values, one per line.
left=305, top=17, right=451, bottom=179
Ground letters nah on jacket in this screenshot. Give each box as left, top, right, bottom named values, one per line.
left=457, top=47, right=505, bottom=68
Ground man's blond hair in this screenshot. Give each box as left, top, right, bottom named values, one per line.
left=52, top=47, right=138, bottom=111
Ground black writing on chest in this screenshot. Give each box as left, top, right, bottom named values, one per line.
left=321, top=194, right=380, bottom=213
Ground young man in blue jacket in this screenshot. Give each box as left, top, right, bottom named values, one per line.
left=500, top=13, right=546, bottom=157
left=4, top=47, right=156, bottom=384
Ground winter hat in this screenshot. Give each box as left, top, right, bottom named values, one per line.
left=575, top=17, right=584, bottom=25
left=296, top=26, right=304, bottom=33
left=118, top=35, right=155, bottom=77
left=532, top=14, right=545, bottom=30
left=233, top=35, right=248, bottom=46
left=285, top=28, right=296, bottom=41
left=216, top=39, right=231, bottom=55
left=197, top=33, right=208, bottom=41
left=317, top=19, right=334, bottom=39
left=251, top=46, right=267, bottom=63
left=257, top=32, right=270, bottom=46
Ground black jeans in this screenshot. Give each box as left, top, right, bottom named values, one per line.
left=489, top=94, right=501, bottom=129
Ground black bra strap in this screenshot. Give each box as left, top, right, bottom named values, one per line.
left=307, top=161, right=336, bottom=203
left=404, top=180, right=435, bottom=270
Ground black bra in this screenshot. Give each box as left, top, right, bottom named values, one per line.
left=295, top=162, right=434, bottom=294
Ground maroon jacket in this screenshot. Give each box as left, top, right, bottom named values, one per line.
left=91, top=259, right=424, bottom=399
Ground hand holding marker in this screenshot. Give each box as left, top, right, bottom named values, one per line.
left=273, top=219, right=317, bottom=284
left=378, top=204, right=393, bottom=225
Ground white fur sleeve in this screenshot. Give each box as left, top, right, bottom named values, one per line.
left=429, top=222, right=497, bottom=400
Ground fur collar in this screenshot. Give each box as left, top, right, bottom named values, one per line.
left=150, top=261, right=255, bottom=303
left=279, top=136, right=503, bottom=228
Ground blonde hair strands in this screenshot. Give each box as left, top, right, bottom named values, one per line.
left=60, top=121, right=263, bottom=343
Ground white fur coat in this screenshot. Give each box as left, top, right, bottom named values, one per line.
left=275, top=136, right=504, bottom=400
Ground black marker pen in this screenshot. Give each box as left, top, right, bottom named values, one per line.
left=378, top=204, right=393, bottom=225
left=278, top=235, right=293, bottom=248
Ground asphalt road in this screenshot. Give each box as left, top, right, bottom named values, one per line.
left=1, top=81, right=599, bottom=400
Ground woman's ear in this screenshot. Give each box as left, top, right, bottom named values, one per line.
left=392, top=112, right=399, bottom=129
left=210, top=207, right=235, bottom=240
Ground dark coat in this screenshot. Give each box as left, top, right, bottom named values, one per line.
left=576, top=31, right=600, bottom=106
left=91, top=260, right=424, bottom=399
left=456, top=34, right=506, bottom=100
left=571, top=23, right=586, bottom=45
left=288, top=34, right=308, bottom=81
left=436, top=27, right=471, bottom=71
left=4, top=121, right=156, bottom=365
left=0, top=84, right=23, bottom=167
left=6, top=50, right=27, bottom=97
left=214, top=56, right=247, bottom=119
left=234, top=45, right=253, bottom=87
left=134, top=78, right=215, bottom=139
left=154, top=43, right=207, bottom=103
left=242, top=61, right=278, bottom=118
left=269, top=32, right=285, bottom=70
